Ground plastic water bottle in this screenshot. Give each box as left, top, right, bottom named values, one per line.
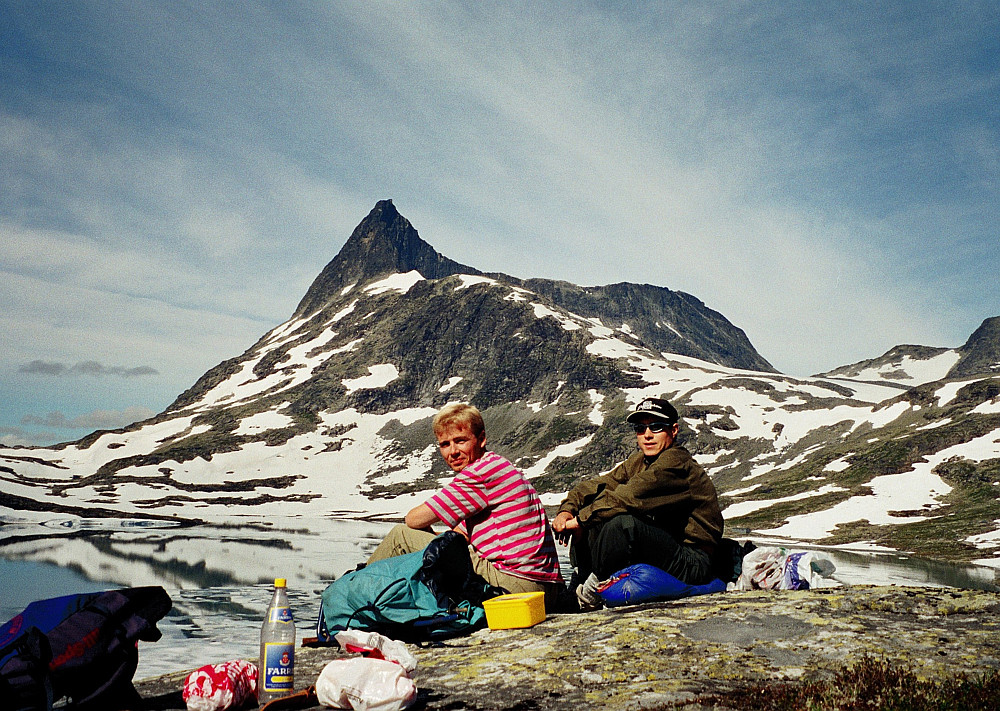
left=259, top=578, right=295, bottom=703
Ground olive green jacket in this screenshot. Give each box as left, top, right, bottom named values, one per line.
left=557, top=445, right=724, bottom=552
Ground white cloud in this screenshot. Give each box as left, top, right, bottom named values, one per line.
left=18, top=360, right=158, bottom=378
left=0, top=270, right=266, bottom=375
left=21, top=406, right=155, bottom=430
left=0, top=425, right=56, bottom=447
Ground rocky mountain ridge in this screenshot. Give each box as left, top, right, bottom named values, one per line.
left=951, top=315, right=1000, bottom=378
left=814, top=345, right=958, bottom=387
left=1, top=201, right=999, bottom=573
left=814, top=316, right=1000, bottom=386
left=289, top=200, right=774, bottom=372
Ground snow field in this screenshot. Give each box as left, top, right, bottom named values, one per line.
left=721, top=483, right=848, bottom=519
left=839, top=350, right=961, bottom=386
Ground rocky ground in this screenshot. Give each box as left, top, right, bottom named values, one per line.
left=135, top=584, right=1000, bottom=710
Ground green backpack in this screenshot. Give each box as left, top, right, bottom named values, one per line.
left=317, top=532, right=499, bottom=643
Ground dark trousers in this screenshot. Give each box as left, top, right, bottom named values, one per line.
left=571, top=514, right=712, bottom=584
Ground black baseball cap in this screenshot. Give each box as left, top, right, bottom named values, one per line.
left=625, top=397, right=679, bottom=425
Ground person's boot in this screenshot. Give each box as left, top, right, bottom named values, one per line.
left=575, top=572, right=603, bottom=611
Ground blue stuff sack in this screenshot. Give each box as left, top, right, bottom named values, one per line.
left=597, top=564, right=726, bottom=608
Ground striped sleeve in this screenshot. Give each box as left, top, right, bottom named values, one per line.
left=426, top=470, right=489, bottom=527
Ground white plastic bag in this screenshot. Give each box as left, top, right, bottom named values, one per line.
left=333, top=630, right=418, bottom=673
left=733, top=546, right=785, bottom=590
left=782, top=551, right=837, bottom=590
left=315, top=657, right=417, bottom=711
left=732, top=546, right=837, bottom=591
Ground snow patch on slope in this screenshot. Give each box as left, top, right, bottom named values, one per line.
left=531, top=302, right=582, bottom=331
left=722, top=484, right=847, bottom=519
left=193, top=327, right=343, bottom=410
left=455, top=275, right=497, bottom=290
left=234, top=410, right=294, bottom=435
left=364, top=271, right=424, bottom=295
left=834, top=350, right=961, bottom=386
left=333, top=300, right=358, bottom=322
left=522, top=434, right=595, bottom=479
left=754, top=432, right=1000, bottom=540
left=343, top=364, right=400, bottom=393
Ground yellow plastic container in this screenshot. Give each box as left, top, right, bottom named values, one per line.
left=483, top=591, right=546, bottom=630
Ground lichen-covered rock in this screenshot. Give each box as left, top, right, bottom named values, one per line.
left=135, top=585, right=1000, bottom=710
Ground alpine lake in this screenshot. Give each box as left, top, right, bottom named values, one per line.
left=1, top=515, right=997, bottom=682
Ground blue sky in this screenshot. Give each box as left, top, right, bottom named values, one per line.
left=2, top=1, right=998, bottom=446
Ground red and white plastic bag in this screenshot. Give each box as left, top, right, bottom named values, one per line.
left=333, top=630, right=418, bottom=672
left=182, top=659, right=258, bottom=711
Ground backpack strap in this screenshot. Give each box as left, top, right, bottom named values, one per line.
left=342, top=578, right=399, bottom=631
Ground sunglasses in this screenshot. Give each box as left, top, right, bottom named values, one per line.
left=630, top=421, right=674, bottom=434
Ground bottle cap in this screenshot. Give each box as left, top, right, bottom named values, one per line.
left=274, top=578, right=287, bottom=588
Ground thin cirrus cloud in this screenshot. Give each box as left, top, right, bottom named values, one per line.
left=1, top=2, right=998, bottom=450
left=18, top=360, right=159, bottom=378
left=4, top=2, right=998, bottom=375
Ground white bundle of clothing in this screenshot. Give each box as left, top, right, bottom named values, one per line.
left=731, top=547, right=837, bottom=591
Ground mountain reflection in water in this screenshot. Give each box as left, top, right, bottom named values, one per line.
left=0, top=517, right=392, bottom=680
left=0, top=517, right=997, bottom=681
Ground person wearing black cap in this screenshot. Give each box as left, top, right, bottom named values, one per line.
left=552, top=397, right=723, bottom=609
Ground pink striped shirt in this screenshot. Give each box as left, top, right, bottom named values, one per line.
left=426, top=451, right=561, bottom=583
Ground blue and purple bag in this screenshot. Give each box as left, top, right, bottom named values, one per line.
left=0, top=586, right=171, bottom=711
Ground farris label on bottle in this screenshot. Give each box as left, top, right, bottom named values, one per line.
left=261, top=642, right=294, bottom=692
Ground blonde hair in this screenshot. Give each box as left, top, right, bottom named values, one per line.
left=432, top=403, right=485, bottom=438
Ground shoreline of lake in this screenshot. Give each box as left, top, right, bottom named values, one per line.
left=2, top=517, right=998, bottom=681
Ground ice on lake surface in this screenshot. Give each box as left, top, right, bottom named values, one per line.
left=0, top=516, right=392, bottom=680
left=1, top=516, right=997, bottom=681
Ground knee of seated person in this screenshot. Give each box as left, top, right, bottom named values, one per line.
left=602, top=514, right=638, bottom=538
